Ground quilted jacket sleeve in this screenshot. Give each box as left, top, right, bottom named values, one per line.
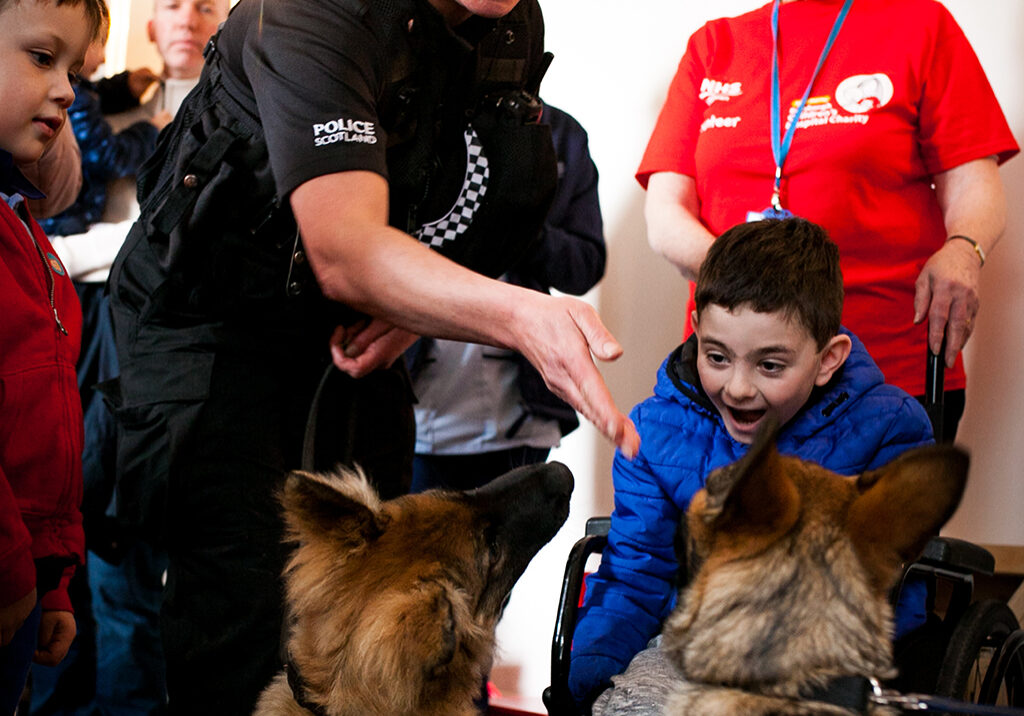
left=569, top=446, right=682, bottom=706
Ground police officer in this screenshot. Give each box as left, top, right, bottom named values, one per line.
left=106, top=0, right=640, bottom=712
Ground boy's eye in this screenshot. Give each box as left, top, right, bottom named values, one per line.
left=705, top=352, right=728, bottom=366
left=760, top=360, right=785, bottom=373
left=31, top=50, right=55, bottom=67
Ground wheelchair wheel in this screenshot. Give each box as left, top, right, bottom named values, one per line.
left=979, top=628, right=1024, bottom=706
left=935, top=599, right=1021, bottom=705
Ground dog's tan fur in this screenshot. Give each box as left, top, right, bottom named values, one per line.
left=662, top=422, right=968, bottom=715
left=253, top=462, right=572, bottom=716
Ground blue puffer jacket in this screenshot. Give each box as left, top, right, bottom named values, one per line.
left=569, top=329, right=933, bottom=705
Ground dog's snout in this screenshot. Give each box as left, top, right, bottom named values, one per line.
left=543, top=461, right=575, bottom=501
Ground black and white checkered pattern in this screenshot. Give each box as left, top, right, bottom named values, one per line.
left=415, top=125, right=489, bottom=247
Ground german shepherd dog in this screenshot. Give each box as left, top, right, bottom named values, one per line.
left=253, top=461, right=573, bottom=716
left=661, top=420, right=968, bottom=715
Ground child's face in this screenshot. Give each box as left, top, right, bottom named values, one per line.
left=0, top=0, right=91, bottom=164
left=693, top=304, right=848, bottom=444
left=80, top=19, right=108, bottom=80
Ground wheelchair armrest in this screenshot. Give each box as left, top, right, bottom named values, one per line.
left=918, top=536, right=995, bottom=576
left=544, top=519, right=610, bottom=716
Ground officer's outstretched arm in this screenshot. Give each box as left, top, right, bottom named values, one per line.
left=291, top=170, right=639, bottom=459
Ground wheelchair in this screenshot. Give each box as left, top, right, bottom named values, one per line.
left=542, top=516, right=1024, bottom=715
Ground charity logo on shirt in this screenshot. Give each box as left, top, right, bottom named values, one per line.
left=699, top=77, right=743, bottom=106
left=835, top=73, right=894, bottom=114
left=311, top=117, right=378, bottom=147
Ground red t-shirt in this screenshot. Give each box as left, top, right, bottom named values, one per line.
left=637, top=0, right=1018, bottom=395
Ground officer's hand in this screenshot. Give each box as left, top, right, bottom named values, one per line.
left=34, top=610, right=75, bottom=666
left=330, top=319, right=419, bottom=378
left=510, top=294, right=640, bottom=460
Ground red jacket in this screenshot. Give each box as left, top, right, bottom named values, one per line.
left=0, top=165, right=84, bottom=614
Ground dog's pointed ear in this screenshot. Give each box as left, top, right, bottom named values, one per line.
left=848, top=445, right=968, bottom=588
left=281, top=468, right=385, bottom=542
left=701, top=416, right=800, bottom=536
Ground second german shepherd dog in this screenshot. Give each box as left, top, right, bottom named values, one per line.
left=661, top=420, right=968, bottom=715
left=253, top=461, right=573, bottom=716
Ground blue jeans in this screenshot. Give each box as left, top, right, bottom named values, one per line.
left=29, top=547, right=167, bottom=716
left=1, top=601, right=42, bottom=716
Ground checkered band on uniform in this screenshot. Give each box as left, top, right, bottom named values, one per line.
left=414, top=126, right=490, bottom=247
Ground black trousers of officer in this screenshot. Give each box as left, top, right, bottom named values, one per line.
left=160, top=348, right=414, bottom=715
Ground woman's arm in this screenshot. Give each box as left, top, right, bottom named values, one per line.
left=915, top=157, right=1007, bottom=367
left=644, top=172, right=716, bottom=282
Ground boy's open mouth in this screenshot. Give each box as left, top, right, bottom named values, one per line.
left=728, top=407, right=766, bottom=425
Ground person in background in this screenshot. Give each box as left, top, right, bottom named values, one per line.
left=638, top=0, right=1018, bottom=441
left=28, top=2, right=228, bottom=714
left=407, top=101, right=607, bottom=493
left=0, top=0, right=101, bottom=711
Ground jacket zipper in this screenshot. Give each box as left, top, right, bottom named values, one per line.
left=28, top=229, right=68, bottom=336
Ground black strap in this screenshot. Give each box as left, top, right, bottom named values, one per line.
left=150, top=123, right=246, bottom=237
left=805, top=676, right=871, bottom=713
left=301, top=362, right=336, bottom=472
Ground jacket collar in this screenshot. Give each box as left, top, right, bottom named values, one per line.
left=0, top=150, right=45, bottom=201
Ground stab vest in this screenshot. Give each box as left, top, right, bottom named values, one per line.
left=108, top=0, right=556, bottom=357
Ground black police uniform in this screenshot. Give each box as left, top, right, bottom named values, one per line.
left=105, top=0, right=556, bottom=711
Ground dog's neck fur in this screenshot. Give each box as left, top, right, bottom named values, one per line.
left=663, top=527, right=897, bottom=715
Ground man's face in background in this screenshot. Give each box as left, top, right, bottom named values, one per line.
left=148, top=0, right=228, bottom=79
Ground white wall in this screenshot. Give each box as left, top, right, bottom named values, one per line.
left=492, top=1, right=1024, bottom=706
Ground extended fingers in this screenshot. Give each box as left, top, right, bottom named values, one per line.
left=552, top=303, right=639, bottom=458
left=569, top=302, right=623, bottom=362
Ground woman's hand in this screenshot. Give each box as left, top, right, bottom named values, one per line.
left=913, top=239, right=981, bottom=367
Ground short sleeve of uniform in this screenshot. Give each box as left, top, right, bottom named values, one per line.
left=916, top=4, right=1018, bottom=173
left=237, top=0, right=389, bottom=198
left=635, top=25, right=713, bottom=189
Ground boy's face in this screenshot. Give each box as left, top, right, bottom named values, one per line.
left=693, top=304, right=850, bottom=444
left=0, top=0, right=90, bottom=164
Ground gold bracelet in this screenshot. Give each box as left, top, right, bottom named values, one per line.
left=947, top=234, right=986, bottom=267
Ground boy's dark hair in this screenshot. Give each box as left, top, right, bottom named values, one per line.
left=0, top=0, right=105, bottom=39
left=695, top=218, right=843, bottom=349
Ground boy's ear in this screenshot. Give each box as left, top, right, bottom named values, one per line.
left=146, top=19, right=156, bottom=44
left=814, top=333, right=852, bottom=386
left=690, top=309, right=699, bottom=331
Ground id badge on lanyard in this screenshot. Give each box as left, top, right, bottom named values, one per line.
left=747, top=0, right=854, bottom=223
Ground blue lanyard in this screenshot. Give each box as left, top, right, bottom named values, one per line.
left=769, top=0, right=854, bottom=210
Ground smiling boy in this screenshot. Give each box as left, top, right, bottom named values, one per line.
left=0, top=0, right=100, bottom=710
left=569, top=218, right=935, bottom=710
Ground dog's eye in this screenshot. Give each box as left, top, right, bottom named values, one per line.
left=482, top=527, right=502, bottom=560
